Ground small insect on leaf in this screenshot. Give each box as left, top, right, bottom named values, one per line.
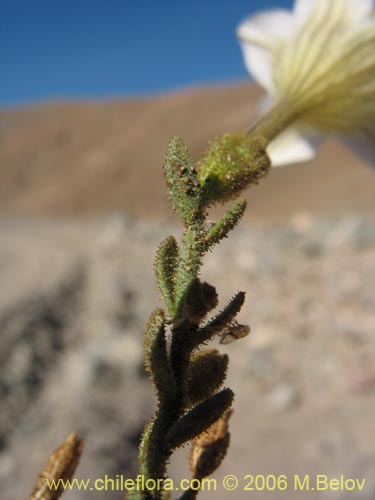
left=219, top=323, right=250, bottom=345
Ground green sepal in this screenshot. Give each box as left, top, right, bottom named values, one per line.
left=164, top=388, right=234, bottom=450
left=186, top=349, right=229, bottom=406
left=164, top=137, right=202, bottom=225
left=155, top=236, right=179, bottom=316
left=198, top=132, right=270, bottom=206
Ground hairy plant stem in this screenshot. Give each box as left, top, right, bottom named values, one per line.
left=174, top=220, right=206, bottom=318
left=248, top=98, right=302, bottom=143
left=139, top=217, right=208, bottom=499
left=131, top=133, right=267, bottom=500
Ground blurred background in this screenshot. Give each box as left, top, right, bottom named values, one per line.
left=0, top=1, right=374, bottom=499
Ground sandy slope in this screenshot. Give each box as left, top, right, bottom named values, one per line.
left=1, top=83, right=374, bottom=222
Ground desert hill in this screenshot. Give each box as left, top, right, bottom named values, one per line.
left=1, top=83, right=374, bottom=222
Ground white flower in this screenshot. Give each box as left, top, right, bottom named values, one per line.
left=237, top=0, right=375, bottom=167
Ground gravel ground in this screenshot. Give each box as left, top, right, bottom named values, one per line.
left=0, top=213, right=374, bottom=500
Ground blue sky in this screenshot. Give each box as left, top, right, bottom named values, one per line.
left=0, top=0, right=293, bottom=106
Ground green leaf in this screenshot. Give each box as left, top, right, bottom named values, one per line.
left=144, top=309, right=176, bottom=404
left=165, top=388, right=234, bottom=450
left=164, top=137, right=202, bottom=225
left=183, top=278, right=218, bottom=325
left=193, top=292, right=246, bottom=347
left=187, top=349, right=229, bottom=405
left=203, top=200, right=247, bottom=251
left=155, top=236, right=179, bottom=316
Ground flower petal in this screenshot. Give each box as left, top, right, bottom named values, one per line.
left=294, top=0, right=374, bottom=27
left=339, top=132, right=375, bottom=168
left=237, top=44, right=274, bottom=92
left=266, top=127, right=324, bottom=167
left=236, top=10, right=294, bottom=92
left=346, top=0, right=374, bottom=20
left=237, top=9, right=295, bottom=48
left=293, top=0, right=317, bottom=27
